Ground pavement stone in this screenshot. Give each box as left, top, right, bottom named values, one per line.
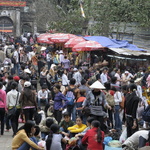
left=0, top=123, right=24, bottom=150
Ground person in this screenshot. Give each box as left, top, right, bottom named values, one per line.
left=45, top=124, right=67, bottom=150
left=82, top=80, right=111, bottom=131
left=125, top=83, right=140, bottom=137
left=68, top=117, right=87, bottom=137
left=64, top=78, right=80, bottom=121
left=19, top=81, right=37, bottom=122
left=79, top=79, right=90, bottom=95
left=73, top=68, right=82, bottom=86
left=12, top=120, right=44, bottom=150
left=37, top=86, right=49, bottom=107
left=6, top=81, right=21, bottom=136
left=114, top=68, right=122, bottom=86
left=53, top=84, right=68, bottom=124
left=112, top=86, right=122, bottom=130
left=100, top=67, right=108, bottom=85
left=39, top=118, right=54, bottom=140
left=122, top=130, right=150, bottom=150
left=0, top=82, right=6, bottom=136
left=61, top=56, right=70, bottom=71
left=61, top=69, right=69, bottom=86
left=59, top=112, right=74, bottom=136
left=46, top=51, right=53, bottom=70
left=13, top=47, right=20, bottom=75
left=82, top=120, right=104, bottom=150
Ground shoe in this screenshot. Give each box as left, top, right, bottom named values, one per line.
left=5, top=129, right=9, bottom=132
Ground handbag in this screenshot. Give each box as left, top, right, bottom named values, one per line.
left=142, top=105, right=150, bottom=122
left=7, top=92, right=19, bottom=119
left=90, top=96, right=104, bottom=116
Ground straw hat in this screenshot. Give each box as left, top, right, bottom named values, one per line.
left=89, top=81, right=106, bottom=89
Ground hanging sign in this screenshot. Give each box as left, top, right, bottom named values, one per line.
left=0, top=1, right=26, bottom=7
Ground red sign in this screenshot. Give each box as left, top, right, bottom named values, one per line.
left=0, top=1, right=26, bottom=7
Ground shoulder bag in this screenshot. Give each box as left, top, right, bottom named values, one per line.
left=7, top=92, right=19, bottom=119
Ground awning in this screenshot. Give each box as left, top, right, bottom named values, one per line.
left=109, top=48, right=150, bottom=56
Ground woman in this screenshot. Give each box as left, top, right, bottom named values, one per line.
left=82, top=120, right=104, bottom=150
left=30, top=67, right=38, bottom=90
left=125, top=83, right=140, bottom=137
left=39, top=67, right=48, bottom=87
left=112, top=86, right=122, bottom=130
left=7, top=81, right=21, bottom=136
left=53, top=84, right=68, bottom=123
left=19, top=81, right=37, bottom=122
left=68, top=117, right=87, bottom=137
left=12, top=120, right=44, bottom=150
left=46, top=124, right=66, bottom=150
left=82, top=81, right=111, bottom=131
left=0, top=82, right=6, bottom=136
left=61, top=69, right=69, bottom=86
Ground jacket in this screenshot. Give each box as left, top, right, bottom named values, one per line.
left=19, top=90, right=37, bottom=108
left=12, top=129, right=41, bottom=150
left=82, top=127, right=104, bottom=150
left=68, top=124, right=87, bottom=133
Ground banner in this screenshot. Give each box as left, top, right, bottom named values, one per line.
left=0, top=1, right=26, bottom=7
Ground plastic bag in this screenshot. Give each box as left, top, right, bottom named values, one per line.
left=119, top=127, right=127, bottom=143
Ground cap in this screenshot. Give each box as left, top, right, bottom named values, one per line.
left=13, top=76, right=20, bottom=81
left=24, top=81, right=31, bottom=87
left=73, top=68, right=78, bottom=71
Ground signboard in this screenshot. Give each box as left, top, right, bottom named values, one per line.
left=0, top=1, right=26, bottom=7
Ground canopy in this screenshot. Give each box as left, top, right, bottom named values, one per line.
left=50, top=33, right=77, bottom=43
left=72, top=41, right=104, bottom=52
left=64, top=37, right=85, bottom=48
left=37, top=33, right=54, bottom=44
left=84, top=36, right=147, bottom=52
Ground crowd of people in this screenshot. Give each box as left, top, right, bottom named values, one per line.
left=0, top=33, right=150, bottom=150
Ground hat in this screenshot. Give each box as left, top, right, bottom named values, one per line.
left=125, top=71, right=129, bottom=74
left=59, top=50, right=63, bottom=54
left=41, top=46, right=46, bottom=51
left=73, top=68, right=78, bottom=71
left=24, top=81, right=31, bottom=87
left=1, top=67, right=4, bottom=71
left=24, top=68, right=31, bottom=74
left=89, top=81, right=106, bottom=89
left=13, top=76, right=20, bottom=81
left=135, top=77, right=143, bottom=83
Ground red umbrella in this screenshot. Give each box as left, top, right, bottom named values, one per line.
left=64, top=37, right=86, bottom=48
left=37, top=33, right=54, bottom=44
left=50, top=33, right=77, bottom=43
left=72, top=41, right=104, bottom=52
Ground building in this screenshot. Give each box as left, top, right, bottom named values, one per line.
left=0, top=0, right=36, bottom=37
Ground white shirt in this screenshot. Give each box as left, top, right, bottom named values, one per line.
left=13, top=50, right=19, bottom=63
left=114, top=91, right=122, bottom=105
left=38, top=90, right=48, bottom=99
left=62, top=74, right=69, bottom=86
left=59, top=54, right=64, bottom=63
left=73, top=71, right=82, bottom=85
left=115, top=73, right=121, bottom=85
left=6, top=90, right=20, bottom=108
left=100, top=73, right=108, bottom=85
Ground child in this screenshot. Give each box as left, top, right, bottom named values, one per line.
left=59, top=112, right=74, bottom=137
left=45, top=124, right=67, bottom=150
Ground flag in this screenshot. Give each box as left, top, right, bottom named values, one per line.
left=80, top=1, right=85, bottom=18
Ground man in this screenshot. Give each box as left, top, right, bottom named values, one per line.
left=121, top=71, right=134, bottom=86
left=61, top=56, right=70, bottom=71
left=100, top=67, right=108, bottom=85
left=63, top=78, right=80, bottom=121
left=79, top=79, right=90, bottom=95
left=59, top=50, right=64, bottom=63
left=38, top=86, right=49, bottom=107
left=73, top=68, right=82, bottom=86
left=13, top=47, right=20, bottom=75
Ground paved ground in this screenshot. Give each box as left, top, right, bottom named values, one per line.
left=0, top=123, right=23, bottom=150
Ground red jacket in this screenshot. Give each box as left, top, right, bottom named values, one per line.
left=82, top=127, right=104, bottom=150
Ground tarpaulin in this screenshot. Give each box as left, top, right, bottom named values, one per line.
left=84, top=36, right=146, bottom=51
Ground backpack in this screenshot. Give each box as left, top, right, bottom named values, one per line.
left=11, top=52, right=16, bottom=64
left=66, top=87, right=76, bottom=105
left=105, top=91, right=115, bottom=107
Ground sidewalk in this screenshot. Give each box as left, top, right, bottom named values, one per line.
left=0, top=123, right=23, bottom=150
